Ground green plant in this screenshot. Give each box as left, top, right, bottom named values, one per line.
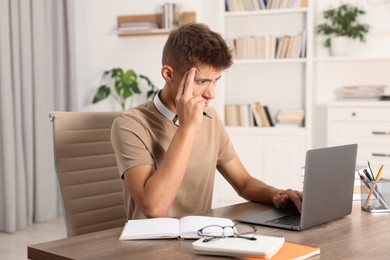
left=92, top=68, right=158, bottom=110
left=316, top=3, right=370, bottom=48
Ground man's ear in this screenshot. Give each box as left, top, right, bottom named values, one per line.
left=161, top=65, right=173, bottom=81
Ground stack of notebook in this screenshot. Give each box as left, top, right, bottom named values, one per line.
left=192, top=235, right=320, bottom=259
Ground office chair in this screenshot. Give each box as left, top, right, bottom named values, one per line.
left=49, top=111, right=127, bottom=237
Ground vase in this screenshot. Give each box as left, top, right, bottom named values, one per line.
left=330, top=36, right=350, bottom=56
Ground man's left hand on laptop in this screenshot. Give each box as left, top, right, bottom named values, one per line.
left=273, top=189, right=302, bottom=213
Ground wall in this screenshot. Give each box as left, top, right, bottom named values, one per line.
left=74, top=0, right=203, bottom=111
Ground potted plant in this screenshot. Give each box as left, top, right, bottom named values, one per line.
left=316, top=3, right=370, bottom=56
left=92, top=68, right=158, bottom=110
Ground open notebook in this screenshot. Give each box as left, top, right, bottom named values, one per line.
left=119, top=216, right=234, bottom=240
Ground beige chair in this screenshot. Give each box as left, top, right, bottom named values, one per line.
left=49, top=111, right=127, bottom=237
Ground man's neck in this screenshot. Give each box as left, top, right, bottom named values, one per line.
left=160, top=88, right=177, bottom=114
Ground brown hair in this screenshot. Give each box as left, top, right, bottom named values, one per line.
left=162, top=23, right=233, bottom=74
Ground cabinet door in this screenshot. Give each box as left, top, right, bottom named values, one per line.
left=212, top=132, right=305, bottom=208
left=263, top=135, right=305, bottom=190
left=212, top=133, right=263, bottom=208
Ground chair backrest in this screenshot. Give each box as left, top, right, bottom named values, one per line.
left=49, top=111, right=127, bottom=237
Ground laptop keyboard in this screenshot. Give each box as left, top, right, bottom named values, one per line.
left=266, top=214, right=301, bottom=226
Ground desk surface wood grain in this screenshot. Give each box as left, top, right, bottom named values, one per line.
left=28, top=202, right=390, bottom=259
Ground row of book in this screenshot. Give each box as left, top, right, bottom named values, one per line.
left=340, top=84, right=388, bottom=99
left=225, top=32, right=306, bottom=60
left=161, top=2, right=181, bottom=29
left=117, top=22, right=159, bottom=35
left=117, top=3, right=180, bottom=35
left=225, top=0, right=307, bottom=12
left=225, top=103, right=274, bottom=127
left=225, top=103, right=305, bottom=128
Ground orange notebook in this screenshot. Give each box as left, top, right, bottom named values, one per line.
left=246, top=241, right=320, bottom=260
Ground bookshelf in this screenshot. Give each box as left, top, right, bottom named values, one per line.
left=117, top=11, right=196, bottom=37
left=212, top=0, right=313, bottom=207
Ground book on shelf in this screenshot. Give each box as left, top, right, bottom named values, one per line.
left=264, top=106, right=274, bottom=127
left=117, top=21, right=159, bottom=35
left=192, top=234, right=285, bottom=258
left=255, top=102, right=270, bottom=127
left=246, top=241, right=320, bottom=260
left=119, top=22, right=159, bottom=29
left=340, top=84, right=387, bottom=99
left=119, top=216, right=234, bottom=240
left=276, top=108, right=304, bottom=127
left=161, top=2, right=181, bottom=29
left=225, top=104, right=240, bottom=126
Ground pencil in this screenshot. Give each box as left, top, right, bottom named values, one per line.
left=364, top=165, right=384, bottom=206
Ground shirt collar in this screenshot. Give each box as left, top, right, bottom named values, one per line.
left=153, top=90, right=179, bottom=126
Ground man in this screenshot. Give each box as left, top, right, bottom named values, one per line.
left=111, top=23, right=302, bottom=220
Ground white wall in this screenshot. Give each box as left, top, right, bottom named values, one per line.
left=74, top=0, right=204, bottom=111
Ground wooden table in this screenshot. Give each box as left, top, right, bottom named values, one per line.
left=28, top=201, right=390, bottom=259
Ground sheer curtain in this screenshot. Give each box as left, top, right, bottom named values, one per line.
left=0, top=0, right=76, bottom=232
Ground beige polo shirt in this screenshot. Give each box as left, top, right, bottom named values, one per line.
left=111, top=101, right=236, bottom=219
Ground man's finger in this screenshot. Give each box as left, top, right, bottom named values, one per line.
left=182, top=67, right=196, bottom=98
left=176, top=70, right=189, bottom=100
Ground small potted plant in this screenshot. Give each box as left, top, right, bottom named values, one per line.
left=316, top=3, right=370, bottom=56
left=92, top=68, right=158, bottom=110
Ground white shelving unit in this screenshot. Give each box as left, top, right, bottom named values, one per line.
left=311, top=1, right=390, bottom=148
left=212, top=1, right=313, bottom=208
left=312, top=56, right=390, bottom=148
left=327, top=101, right=390, bottom=179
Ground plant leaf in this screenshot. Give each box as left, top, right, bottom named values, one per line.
left=122, top=85, right=132, bottom=100
left=123, top=69, right=137, bottom=85
left=92, top=85, right=111, bottom=103
left=130, top=82, right=141, bottom=94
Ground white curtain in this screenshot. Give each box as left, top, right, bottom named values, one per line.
left=0, top=0, right=76, bottom=232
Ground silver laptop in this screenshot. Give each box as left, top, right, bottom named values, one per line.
left=238, top=144, right=358, bottom=231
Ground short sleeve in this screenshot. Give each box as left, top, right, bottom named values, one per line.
left=110, top=113, right=155, bottom=179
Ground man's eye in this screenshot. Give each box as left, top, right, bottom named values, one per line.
left=195, top=80, right=207, bottom=85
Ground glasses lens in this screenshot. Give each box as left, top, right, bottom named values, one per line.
left=200, top=225, right=224, bottom=238
left=233, top=224, right=256, bottom=238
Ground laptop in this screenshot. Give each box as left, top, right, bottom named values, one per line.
left=238, top=144, right=358, bottom=231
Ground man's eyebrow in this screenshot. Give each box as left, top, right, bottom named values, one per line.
left=195, top=75, right=222, bottom=81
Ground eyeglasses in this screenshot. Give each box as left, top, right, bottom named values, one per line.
left=197, top=223, right=257, bottom=243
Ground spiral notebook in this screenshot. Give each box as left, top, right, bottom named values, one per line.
left=192, top=234, right=285, bottom=258
left=246, top=241, right=320, bottom=260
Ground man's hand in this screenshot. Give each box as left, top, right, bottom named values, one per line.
left=175, top=68, right=205, bottom=134
left=273, top=189, right=303, bottom=213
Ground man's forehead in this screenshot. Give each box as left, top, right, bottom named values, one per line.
left=195, top=65, right=221, bottom=79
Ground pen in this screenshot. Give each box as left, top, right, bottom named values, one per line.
left=359, top=172, right=388, bottom=209
left=367, top=161, right=375, bottom=181
left=172, top=112, right=212, bottom=124
left=363, top=169, right=373, bottom=181
left=203, top=111, right=212, bottom=119
left=364, top=165, right=384, bottom=206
